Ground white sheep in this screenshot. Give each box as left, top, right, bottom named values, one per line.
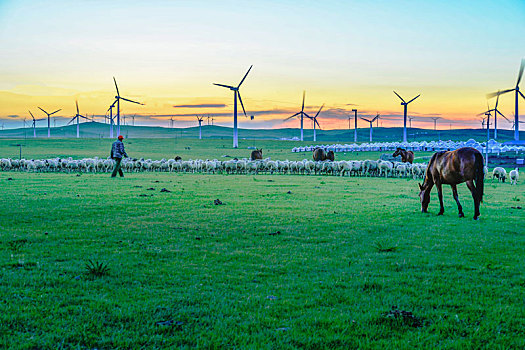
left=509, top=168, right=519, bottom=185
left=492, top=167, right=507, bottom=182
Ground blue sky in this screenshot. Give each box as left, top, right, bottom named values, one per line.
left=0, top=0, right=524, bottom=129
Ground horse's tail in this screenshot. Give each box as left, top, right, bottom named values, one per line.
left=474, top=151, right=484, bottom=203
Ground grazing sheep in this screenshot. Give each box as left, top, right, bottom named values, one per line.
left=492, top=167, right=507, bottom=182
left=378, top=160, right=393, bottom=178
left=509, top=168, right=519, bottom=185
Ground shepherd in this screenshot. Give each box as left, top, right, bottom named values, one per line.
left=392, top=148, right=414, bottom=164
left=418, top=147, right=484, bottom=220
left=110, top=135, right=128, bottom=178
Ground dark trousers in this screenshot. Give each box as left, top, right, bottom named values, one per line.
left=111, top=158, right=124, bottom=177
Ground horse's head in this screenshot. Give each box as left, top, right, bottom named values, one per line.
left=418, top=182, right=430, bottom=213
left=326, top=150, right=335, bottom=161
left=393, top=148, right=401, bottom=158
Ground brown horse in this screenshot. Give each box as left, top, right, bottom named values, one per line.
left=313, top=148, right=335, bottom=161
left=418, top=147, right=484, bottom=220
left=250, top=149, right=263, bottom=160
left=393, top=148, right=414, bottom=164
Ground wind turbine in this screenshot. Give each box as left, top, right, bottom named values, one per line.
left=106, top=100, right=117, bottom=138
left=283, top=91, right=311, bottom=141
left=360, top=114, right=380, bottom=142
left=306, top=104, right=324, bottom=142
left=393, top=91, right=420, bottom=142
left=38, top=107, right=62, bottom=138
left=430, top=117, right=441, bottom=131
left=352, top=109, right=358, bottom=142
left=213, top=65, right=253, bottom=148
left=196, top=115, right=204, bottom=139
left=28, top=110, right=44, bottom=138
left=478, top=93, right=510, bottom=139
left=408, top=116, right=416, bottom=128
left=112, top=77, right=144, bottom=136
left=169, top=117, right=174, bottom=128
left=487, top=59, right=525, bottom=141
left=67, top=100, right=89, bottom=138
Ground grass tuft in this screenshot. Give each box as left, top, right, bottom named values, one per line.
left=378, top=306, right=425, bottom=328
left=84, top=260, right=110, bottom=278
left=372, top=241, right=398, bottom=253
left=7, top=238, right=28, bottom=252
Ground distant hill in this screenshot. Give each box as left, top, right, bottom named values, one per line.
left=0, top=121, right=522, bottom=143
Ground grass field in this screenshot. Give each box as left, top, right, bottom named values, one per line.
left=0, top=139, right=524, bottom=349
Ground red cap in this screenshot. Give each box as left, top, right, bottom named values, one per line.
left=118, top=135, right=124, bottom=140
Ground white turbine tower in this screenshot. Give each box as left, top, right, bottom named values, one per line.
left=361, top=114, right=380, bottom=142
left=196, top=115, right=204, bottom=139
left=213, top=65, right=253, bottom=148
left=28, top=110, right=44, bottom=138
left=307, top=104, right=324, bottom=142
left=393, top=91, right=420, bottom=143
left=487, top=58, right=525, bottom=141
left=284, top=91, right=311, bottom=141
left=67, top=100, right=89, bottom=138
left=37, top=107, right=62, bottom=138
left=112, top=77, right=143, bottom=136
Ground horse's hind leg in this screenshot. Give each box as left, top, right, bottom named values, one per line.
left=466, top=180, right=480, bottom=220
left=436, top=182, right=445, bottom=216
left=451, top=184, right=464, bottom=218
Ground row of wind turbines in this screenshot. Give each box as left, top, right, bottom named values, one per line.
left=26, top=77, right=143, bottom=139
left=20, top=59, right=524, bottom=145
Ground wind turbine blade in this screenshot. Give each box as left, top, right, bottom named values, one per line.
left=360, top=118, right=371, bottom=122
left=67, top=117, right=76, bottom=125
left=213, top=83, right=234, bottom=89
left=50, top=109, right=61, bottom=115
left=486, top=89, right=513, bottom=99
left=517, top=58, right=525, bottom=87
left=495, top=91, right=500, bottom=109
left=113, top=77, right=120, bottom=96
left=519, top=91, right=525, bottom=100
left=237, top=65, right=253, bottom=88
left=120, top=97, right=142, bottom=105
left=315, top=118, right=321, bottom=130
left=314, top=104, right=324, bottom=118
left=76, top=100, right=79, bottom=114
left=284, top=112, right=301, bottom=121
left=28, top=110, right=35, bottom=120
left=497, top=110, right=510, bottom=122
left=237, top=92, right=248, bottom=117
left=393, top=91, right=406, bottom=103
left=301, top=91, right=305, bottom=112
left=407, top=94, right=420, bottom=104
left=38, top=107, right=47, bottom=114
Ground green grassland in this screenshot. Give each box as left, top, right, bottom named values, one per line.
left=0, top=138, right=524, bottom=349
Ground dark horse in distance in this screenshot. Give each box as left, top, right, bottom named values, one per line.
left=419, top=147, right=484, bottom=220
left=250, top=149, right=263, bottom=161
left=393, top=148, right=414, bottom=164
left=313, top=148, right=335, bottom=161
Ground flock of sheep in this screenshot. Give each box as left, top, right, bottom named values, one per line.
left=0, top=156, right=426, bottom=178
left=0, top=156, right=519, bottom=183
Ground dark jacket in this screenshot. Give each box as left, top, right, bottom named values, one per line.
left=111, top=140, right=128, bottom=159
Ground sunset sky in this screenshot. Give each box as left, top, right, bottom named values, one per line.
left=0, top=0, right=524, bottom=130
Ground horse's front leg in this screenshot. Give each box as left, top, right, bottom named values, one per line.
left=466, top=180, right=480, bottom=220
left=436, top=182, right=445, bottom=216
left=451, top=184, right=464, bottom=218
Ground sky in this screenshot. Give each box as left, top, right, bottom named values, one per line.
left=0, top=0, right=524, bottom=131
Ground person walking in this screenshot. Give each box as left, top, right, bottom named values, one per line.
left=110, top=135, right=128, bottom=177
